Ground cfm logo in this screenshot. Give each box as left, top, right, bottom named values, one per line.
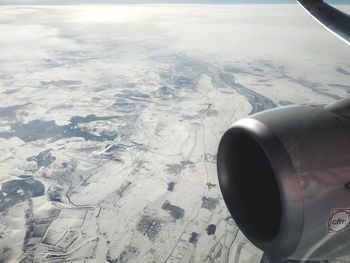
left=328, top=209, right=350, bottom=233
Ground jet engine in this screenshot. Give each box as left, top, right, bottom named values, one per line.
left=217, top=98, right=350, bottom=262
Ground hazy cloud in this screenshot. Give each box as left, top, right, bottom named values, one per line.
left=0, top=0, right=349, bottom=5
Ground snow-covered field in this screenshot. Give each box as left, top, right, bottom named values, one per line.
left=0, top=4, right=349, bottom=262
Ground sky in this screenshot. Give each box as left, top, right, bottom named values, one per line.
left=0, top=0, right=349, bottom=4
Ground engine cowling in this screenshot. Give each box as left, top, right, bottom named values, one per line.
left=217, top=98, right=350, bottom=261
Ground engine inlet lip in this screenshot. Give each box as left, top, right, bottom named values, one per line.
left=217, top=117, right=304, bottom=259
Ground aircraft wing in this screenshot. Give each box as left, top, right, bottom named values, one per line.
left=297, top=0, right=350, bottom=45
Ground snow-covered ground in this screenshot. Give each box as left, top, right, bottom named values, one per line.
left=0, top=4, right=349, bottom=262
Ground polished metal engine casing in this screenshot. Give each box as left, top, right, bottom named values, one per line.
left=217, top=99, right=350, bottom=261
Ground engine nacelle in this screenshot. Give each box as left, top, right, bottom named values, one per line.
left=217, top=98, right=350, bottom=261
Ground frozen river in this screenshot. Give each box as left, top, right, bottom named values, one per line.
left=0, top=4, right=349, bottom=262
